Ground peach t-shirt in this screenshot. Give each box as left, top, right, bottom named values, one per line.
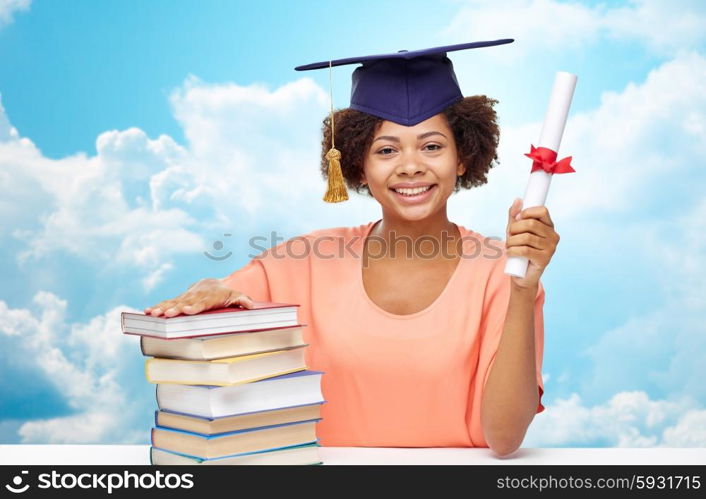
left=221, top=219, right=545, bottom=447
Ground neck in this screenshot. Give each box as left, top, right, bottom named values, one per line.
left=370, top=208, right=461, bottom=261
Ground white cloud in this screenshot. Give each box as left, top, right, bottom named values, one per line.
left=0, top=101, right=203, bottom=276
left=0, top=0, right=30, bottom=29
left=0, top=293, right=150, bottom=443
left=443, top=0, right=706, bottom=58
left=0, top=74, right=383, bottom=279
left=601, top=0, right=706, bottom=55
left=577, top=195, right=706, bottom=403
left=19, top=411, right=144, bottom=444
left=0, top=94, right=21, bottom=140
left=661, top=410, right=706, bottom=446
left=141, top=262, right=174, bottom=292
left=647, top=196, right=706, bottom=304
left=525, top=391, right=706, bottom=447
left=445, top=0, right=600, bottom=56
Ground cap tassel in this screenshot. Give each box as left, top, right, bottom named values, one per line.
left=324, top=148, right=348, bottom=202
left=323, top=60, right=348, bottom=203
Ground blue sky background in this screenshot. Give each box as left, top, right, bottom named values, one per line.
left=1, top=0, right=705, bottom=446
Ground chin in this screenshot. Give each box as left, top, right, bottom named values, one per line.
left=383, top=203, right=442, bottom=223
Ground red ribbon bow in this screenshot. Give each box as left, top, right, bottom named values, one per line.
left=525, top=145, right=575, bottom=174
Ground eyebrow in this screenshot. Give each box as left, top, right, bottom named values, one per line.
left=372, top=131, right=447, bottom=143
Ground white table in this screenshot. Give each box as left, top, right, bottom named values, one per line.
left=1, top=446, right=704, bottom=465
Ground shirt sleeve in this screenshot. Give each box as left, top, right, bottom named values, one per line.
left=220, top=257, right=272, bottom=303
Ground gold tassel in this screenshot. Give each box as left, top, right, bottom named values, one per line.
left=323, top=147, right=348, bottom=202
left=323, top=60, right=348, bottom=203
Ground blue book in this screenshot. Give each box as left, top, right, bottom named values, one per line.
left=150, top=443, right=322, bottom=465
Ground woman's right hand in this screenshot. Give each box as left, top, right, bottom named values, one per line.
left=143, top=278, right=255, bottom=317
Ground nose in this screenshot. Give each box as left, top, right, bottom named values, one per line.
left=396, top=150, right=427, bottom=177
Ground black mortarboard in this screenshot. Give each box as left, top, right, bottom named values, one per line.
left=294, top=39, right=514, bottom=202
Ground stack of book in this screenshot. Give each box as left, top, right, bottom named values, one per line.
left=121, top=302, right=324, bottom=465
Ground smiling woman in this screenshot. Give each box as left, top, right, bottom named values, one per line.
left=146, top=40, right=560, bottom=456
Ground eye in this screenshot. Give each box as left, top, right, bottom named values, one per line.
left=424, top=143, right=442, bottom=151
left=377, top=147, right=396, bottom=155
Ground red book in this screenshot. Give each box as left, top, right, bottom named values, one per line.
left=121, top=301, right=301, bottom=339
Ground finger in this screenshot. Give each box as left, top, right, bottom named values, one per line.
left=508, top=219, right=552, bottom=238
left=506, top=198, right=523, bottom=240
left=517, top=205, right=554, bottom=228
left=225, top=292, right=255, bottom=309
left=182, top=300, right=210, bottom=315
left=508, top=198, right=523, bottom=223
left=507, top=232, right=545, bottom=251
left=149, top=299, right=178, bottom=317
left=164, top=302, right=189, bottom=318
left=506, top=245, right=544, bottom=265
left=146, top=302, right=165, bottom=315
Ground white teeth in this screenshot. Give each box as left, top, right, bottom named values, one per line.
left=394, top=185, right=432, bottom=196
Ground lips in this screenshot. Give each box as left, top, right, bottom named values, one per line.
left=392, top=185, right=433, bottom=196
left=389, top=184, right=438, bottom=204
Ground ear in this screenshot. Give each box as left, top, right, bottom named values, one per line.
left=360, top=171, right=367, bottom=185
left=456, top=160, right=466, bottom=177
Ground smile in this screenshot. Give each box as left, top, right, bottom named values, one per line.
left=389, top=184, right=437, bottom=204
left=392, top=185, right=433, bottom=195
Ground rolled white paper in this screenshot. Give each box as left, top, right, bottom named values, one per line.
left=505, top=71, right=577, bottom=278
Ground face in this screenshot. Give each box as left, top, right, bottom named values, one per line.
left=361, top=113, right=465, bottom=222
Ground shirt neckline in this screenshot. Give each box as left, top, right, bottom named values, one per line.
left=357, top=218, right=468, bottom=320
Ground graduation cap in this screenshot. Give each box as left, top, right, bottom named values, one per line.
left=295, top=39, right=514, bottom=203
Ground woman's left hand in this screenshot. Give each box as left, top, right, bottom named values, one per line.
left=505, top=198, right=560, bottom=289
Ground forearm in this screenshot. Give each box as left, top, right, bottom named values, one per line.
left=481, top=283, right=539, bottom=456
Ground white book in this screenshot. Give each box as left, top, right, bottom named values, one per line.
left=156, top=370, right=325, bottom=418
left=155, top=403, right=323, bottom=435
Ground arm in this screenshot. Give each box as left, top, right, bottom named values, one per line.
left=481, top=282, right=540, bottom=456
left=481, top=198, right=558, bottom=456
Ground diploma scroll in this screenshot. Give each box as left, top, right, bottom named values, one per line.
left=505, top=71, right=578, bottom=278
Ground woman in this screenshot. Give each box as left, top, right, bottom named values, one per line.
left=145, top=41, right=560, bottom=456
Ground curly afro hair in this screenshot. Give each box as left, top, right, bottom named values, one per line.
left=319, top=95, right=500, bottom=197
